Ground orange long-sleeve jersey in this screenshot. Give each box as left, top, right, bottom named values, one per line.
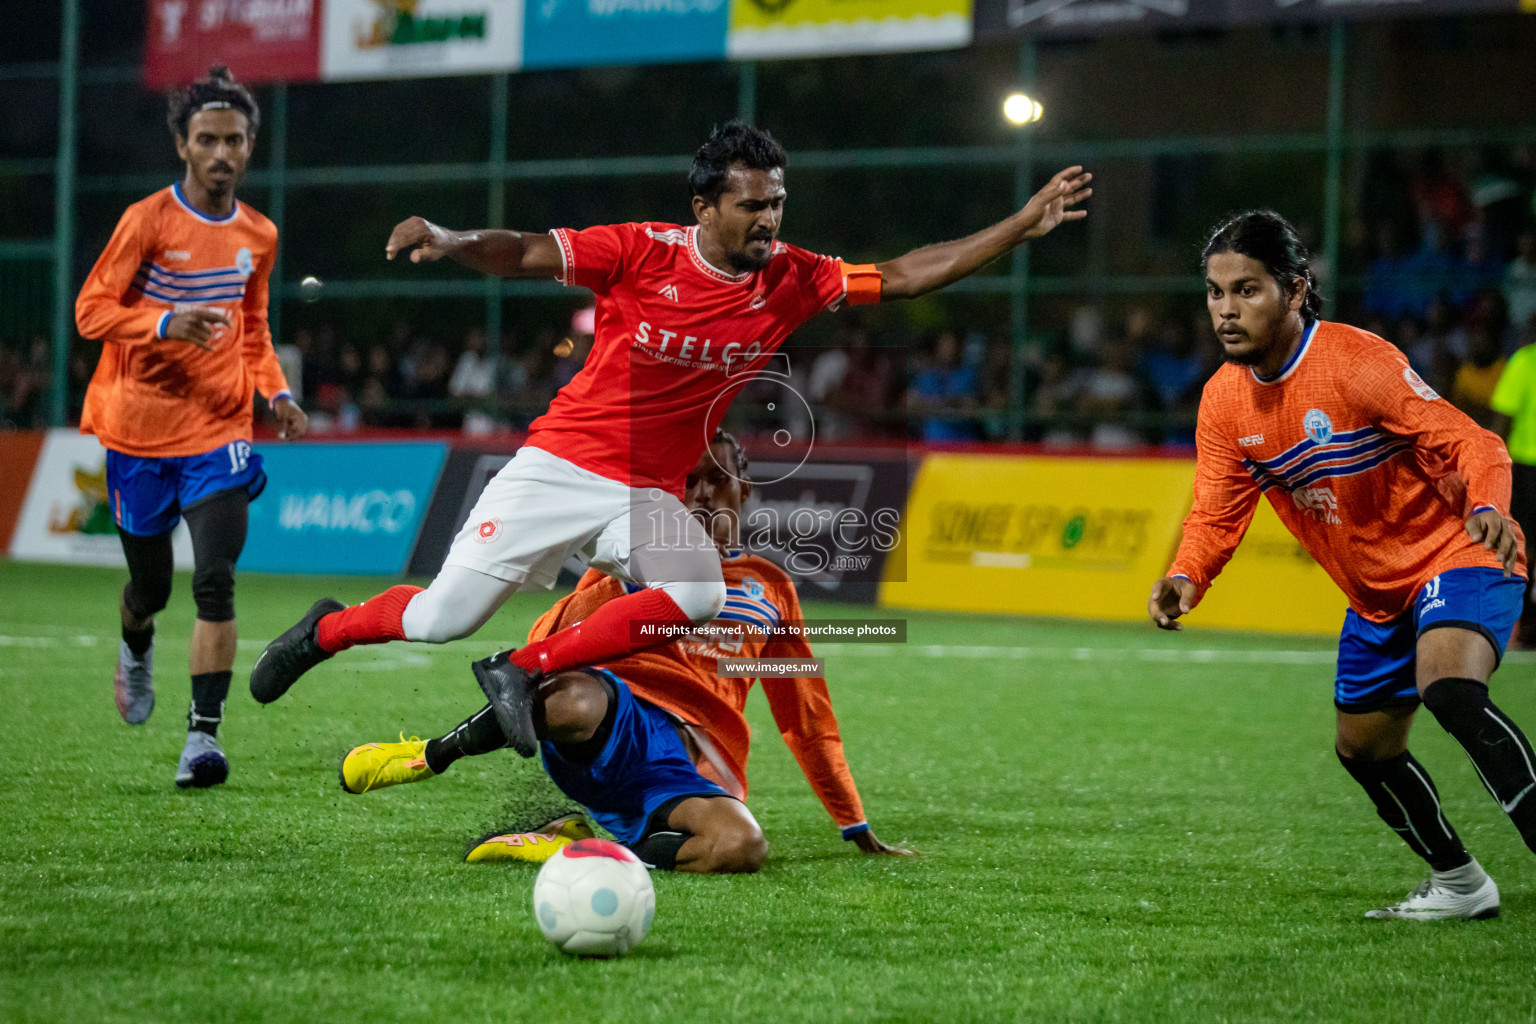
left=76, top=184, right=290, bottom=457
left=1169, top=318, right=1526, bottom=622
left=527, top=553, right=868, bottom=833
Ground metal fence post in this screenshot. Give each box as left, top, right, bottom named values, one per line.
left=268, top=81, right=288, bottom=351
left=738, top=61, right=757, bottom=126
left=1322, top=20, right=1346, bottom=319
left=1006, top=39, right=1036, bottom=441
left=487, top=70, right=508, bottom=364
left=50, top=0, right=79, bottom=426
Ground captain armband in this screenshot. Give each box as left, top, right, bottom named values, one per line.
left=841, top=263, right=882, bottom=306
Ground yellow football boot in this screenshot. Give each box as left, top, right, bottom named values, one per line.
left=339, top=735, right=436, bottom=794
left=464, top=814, right=595, bottom=864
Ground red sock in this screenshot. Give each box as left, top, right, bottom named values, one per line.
left=316, top=584, right=424, bottom=653
left=510, top=588, right=692, bottom=676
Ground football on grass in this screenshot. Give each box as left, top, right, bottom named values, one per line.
left=532, top=839, right=654, bottom=957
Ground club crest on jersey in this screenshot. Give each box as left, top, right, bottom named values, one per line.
left=742, top=577, right=765, bottom=600
left=1302, top=408, right=1333, bottom=445
left=235, top=247, right=254, bottom=278
left=1404, top=367, right=1441, bottom=401
left=474, top=517, right=502, bottom=544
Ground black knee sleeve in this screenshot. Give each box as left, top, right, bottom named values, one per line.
left=190, top=559, right=236, bottom=622
left=630, top=830, right=688, bottom=871
left=1337, top=749, right=1470, bottom=871
left=1422, top=677, right=1536, bottom=850
left=118, top=529, right=174, bottom=619
left=185, top=488, right=249, bottom=623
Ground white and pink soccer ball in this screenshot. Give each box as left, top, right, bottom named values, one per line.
left=532, top=838, right=655, bottom=957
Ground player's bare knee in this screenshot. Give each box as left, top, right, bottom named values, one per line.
left=538, top=671, right=610, bottom=743
left=709, top=824, right=768, bottom=874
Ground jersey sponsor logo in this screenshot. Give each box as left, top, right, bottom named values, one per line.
left=162, top=249, right=191, bottom=261
left=632, top=321, right=763, bottom=369
left=1291, top=485, right=1341, bottom=525
left=474, top=517, right=502, bottom=544
left=1238, top=434, right=1265, bottom=447
left=1302, top=409, right=1333, bottom=445
left=657, top=283, right=681, bottom=302
left=1404, top=367, right=1441, bottom=401
left=235, top=247, right=255, bottom=278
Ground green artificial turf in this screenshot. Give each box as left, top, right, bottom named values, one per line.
left=1, top=561, right=1533, bottom=1023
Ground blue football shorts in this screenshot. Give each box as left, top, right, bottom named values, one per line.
left=106, top=440, right=266, bottom=537
left=1334, top=566, right=1525, bottom=712
left=540, top=669, right=729, bottom=847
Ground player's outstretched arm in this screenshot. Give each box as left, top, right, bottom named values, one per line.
left=876, top=166, right=1091, bottom=301
left=385, top=216, right=563, bottom=280
left=1148, top=576, right=1197, bottom=631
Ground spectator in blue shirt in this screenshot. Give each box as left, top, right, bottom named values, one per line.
left=908, top=331, right=979, bottom=441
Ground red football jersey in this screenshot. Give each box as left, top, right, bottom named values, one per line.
left=1169, top=319, right=1525, bottom=622
left=532, top=223, right=878, bottom=496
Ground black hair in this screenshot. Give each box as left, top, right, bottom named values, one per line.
left=1201, top=210, right=1323, bottom=320
left=710, top=427, right=750, bottom=480
left=688, top=120, right=786, bottom=206
left=167, top=65, right=260, bottom=140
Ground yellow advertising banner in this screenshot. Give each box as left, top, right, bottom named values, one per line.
left=727, top=0, right=972, bottom=59
left=879, top=453, right=1347, bottom=636
left=1189, top=498, right=1348, bottom=636
left=879, top=454, right=1195, bottom=623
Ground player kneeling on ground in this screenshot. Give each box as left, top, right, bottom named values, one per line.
left=1149, top=210, right=1536, bottom=921
left=337, top=431, right=911, bottom=872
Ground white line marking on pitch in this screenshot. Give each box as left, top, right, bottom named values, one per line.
left=3, top=633, right=1532, bottom=669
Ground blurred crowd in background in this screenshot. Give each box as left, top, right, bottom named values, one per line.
left=3, top=145, right=1536, bottom=448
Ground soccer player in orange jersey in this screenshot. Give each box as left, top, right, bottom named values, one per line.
left=75, top=67, right=308, bottom=788
left=250, top=121, right=1091, bottom=760
left=1148, top=211, right=1536, bottom=920
left=335, top=431, right=911, bottom=873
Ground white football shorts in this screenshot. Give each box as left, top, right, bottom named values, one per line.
left=442, top=445, right=717, bottom=590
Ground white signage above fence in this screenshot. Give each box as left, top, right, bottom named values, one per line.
left=320, top=0, right=525, bottom=80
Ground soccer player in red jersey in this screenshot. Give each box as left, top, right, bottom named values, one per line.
left=252, top=121, right=1091, bottom=756
left=332, top=431, right=911, bottom=873
left=1148, top=211, right=1536, bottom=920
left=76, top=67, right=308, bottom=788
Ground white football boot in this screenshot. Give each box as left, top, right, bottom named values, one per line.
left=1365, top=875, right=1500, bottom=920
left=113, top=640, right=155, bottom=725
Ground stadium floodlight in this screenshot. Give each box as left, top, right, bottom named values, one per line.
left=1003, top=92, right=1043, bottom=125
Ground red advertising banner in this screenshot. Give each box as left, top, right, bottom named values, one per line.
left=144, top=0, right=322, bottom=88
left=0, top=431, right=44, bottom=555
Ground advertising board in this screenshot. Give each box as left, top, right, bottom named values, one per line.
left=242, top=441, right=448, bottom=574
